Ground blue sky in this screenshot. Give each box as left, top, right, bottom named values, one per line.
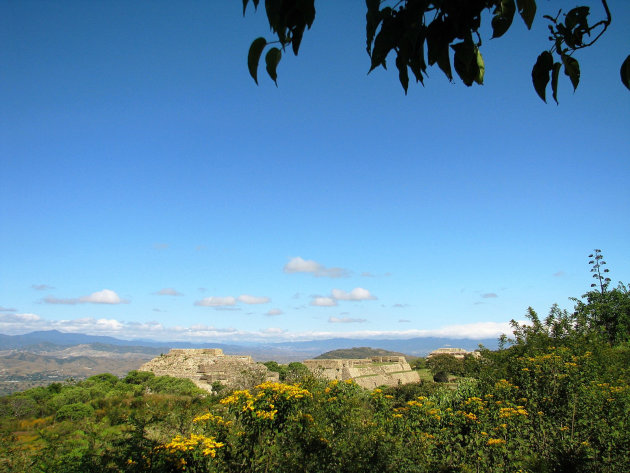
left=1, top=1, right=628, bottom=343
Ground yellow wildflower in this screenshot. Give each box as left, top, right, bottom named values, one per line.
left=487, top=438, right=506, bottom=446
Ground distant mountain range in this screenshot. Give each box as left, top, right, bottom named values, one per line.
left=0, top=330, right=499, bottom=395
left=0, top=330, right=498, bottom=359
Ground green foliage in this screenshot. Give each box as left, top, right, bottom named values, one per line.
left=124, top=370, right=155, bottom=385
left=425, top=353, right=476, bottom=381
left=55, top=402, right=94, bottom=421
left=242, top=1, right=628, bottom=101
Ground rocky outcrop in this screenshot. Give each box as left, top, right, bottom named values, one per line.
left=139, top=348, right=279, bottom=392
left=303, top=355, right=420, bottom=389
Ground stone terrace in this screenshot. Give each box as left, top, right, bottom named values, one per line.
left=303, top=356, right=420, bottom=389
left=139, top=348, right=278, bottom=392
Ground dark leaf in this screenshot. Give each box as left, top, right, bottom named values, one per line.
left=265, top=0, right=283, bottom=33
left=551, top=62, right=561, bottom=104
left=248, top=37, right=267, bottom=85
left=565, top=6, right=590, bottom=31
left=265, top=47, right=282, bottom=85
left=492, top=0, right=516, bottom=39
left=396, top=54, right=409, bottom=94
left=451, top=40, right=477, bottom=87
left=408, top=28, right=426, bottom=85
left=366, top=0, right=382, bottom=54
left=427, top=20, right=452, bottom=80
left=242, top=0, right=260, bottom=16
left=296, top=0, right=316, bottom=28
left=291, top=24, right=306, bottom=56
left=532, top=51, right=553, bottom=102
left=562, top=55, right=580, bottom=91
left=621, top=55, right=630, bottom=91
left=516, top=0, right=536, bottom=30
left=369, top=14, right=396, bottom=73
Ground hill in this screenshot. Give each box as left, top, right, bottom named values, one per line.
left=314, top=346, right=406, bottom=359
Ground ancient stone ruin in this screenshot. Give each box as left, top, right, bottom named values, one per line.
left=139, top=348, right=279, bottom=392
left=427, top=347, right=480, bottom=359
left=303, top=355, right=420, bottom=389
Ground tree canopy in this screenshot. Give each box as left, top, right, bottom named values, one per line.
left=243, top=0, right=630, bottom=103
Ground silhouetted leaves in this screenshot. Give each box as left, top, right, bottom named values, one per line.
left=242, top=0, right=260, bottom=16
left=532, top=51, right=553, bottom=102
left=516, top=0, right=536, bottom=29
left=242, top=0, right=625, bottom=100
left=562, top=55, right=580, bottom=91
left=244, top=0, right=315, bottom=85
left=620, top=55, right=630, bottom=91
left=248, top=37, right=267, bottom=84
left=369, top=9, right=397, bottom=72
left=365, top=0, right=381, bottom=55
left=551, top=62, right=562, bottom=104
left=452, top=37, right=483, bottom=87
left=265, top=47, right=282, bottom=85
left=427, top=19, right=452, bottom=81
left=492, top=0, right=516, bottom=39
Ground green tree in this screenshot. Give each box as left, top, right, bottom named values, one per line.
left=572, top=252, right=630, bottom=345
left=426, top=353, right=465, bottom=381
left=242, top=0, right=629, bottom=101
left=55, top=402, right=95, bottom=422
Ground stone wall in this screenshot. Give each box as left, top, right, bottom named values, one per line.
left=303, top=357, right=420, bottom=389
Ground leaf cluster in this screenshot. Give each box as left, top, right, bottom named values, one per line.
left=244, top=0, right=316, bottom=85
left=243, top=1, right=630, bottom=102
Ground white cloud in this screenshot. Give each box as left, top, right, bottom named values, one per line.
left=194, top=296, right=237, bottom=307
left=155, top=288, right=183, bottom=296
left=310, top=297, right=338, bottom=307
left=481, top=293, right=498, bottom=299
left=398, top=319, right=411, bottom=323
left=0, top=310, right=523, bottom=342
left=553, top=271, right=566, bottom=277
left=153, top=243, right=169, bottom=250
left=328, top=316, right=367, bottom=324
left=284, top=257, right=320, bottom=273
left=93, top=318, right=124, bottom=330
left=7, top=313, right=41, bottom=322
left=261, top=327, right=286, bottom=334
left=331, top=287, right=377, bottom=301
left=283, top=257, right=349, bottom=278
left=79, top=289, right=127, bottom=304
left=238, top=294, right=271, bottom=304
left=266, top=308, right=283, bottom=316
left=43, top=289, right=128, bottom=305
left=0, top=306, right=17, bottom=312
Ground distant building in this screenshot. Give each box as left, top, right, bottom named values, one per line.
left=427, top=347, right=479, bottom=359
